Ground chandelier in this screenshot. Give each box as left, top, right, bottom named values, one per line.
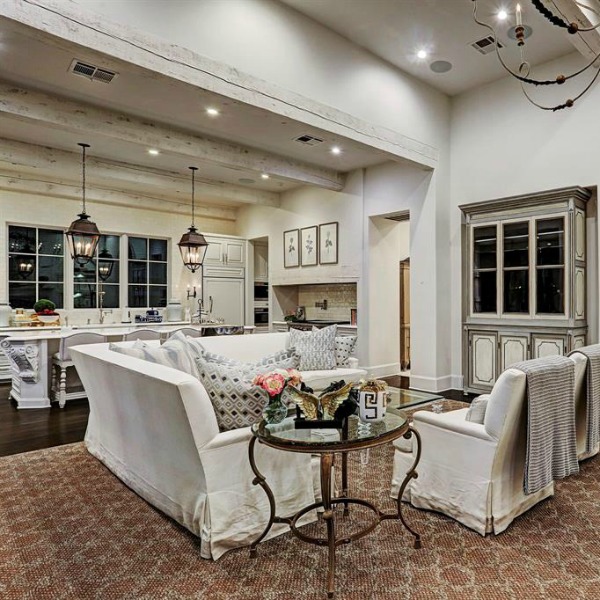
left=65, top=143, right=101, bottom=264
left=178, top=166, right=209, bottom=273
left=472, top=0, right=600, bottom=110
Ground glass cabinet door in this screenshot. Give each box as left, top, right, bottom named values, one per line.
left=473, top=225, right=497, bottom=313
left=536, top=218, right=565, bottom=313
left=503, top=222, right=529, bottom=313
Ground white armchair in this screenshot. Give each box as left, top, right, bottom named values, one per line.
left=391, top=368, right=556, bottom=535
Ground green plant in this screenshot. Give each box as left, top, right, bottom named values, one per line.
left=33, top=299, right=57, bottom=314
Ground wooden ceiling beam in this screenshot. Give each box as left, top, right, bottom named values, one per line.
left=0, top=137, right=279, bottom=207
left=0, top=172, right=238, bottom=222
left=0, top=82, right=345, bottom=190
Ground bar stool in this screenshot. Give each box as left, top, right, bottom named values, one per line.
left=122, top=329, right=163, bottom=342
left=51, top=332, right=106, bottom=408
left=167, top=327, right=202, bottom=339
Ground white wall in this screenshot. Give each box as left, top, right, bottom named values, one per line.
left=0, top=190, right=235, bottom=323
left=73, top=0, right=449, bottom=150
left=363, top=160, right=452, bottom=389
left=237, top=170, right=364, bottom=287
left=450, top=52, right=600, bottom=381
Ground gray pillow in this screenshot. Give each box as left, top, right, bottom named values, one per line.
left=195, top=359, right=268, bottom=432
left=465, top=395, right=489, bottom=424
left=289, top=324, right=337, bottom=371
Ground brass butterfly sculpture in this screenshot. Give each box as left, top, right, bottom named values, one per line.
left=286, top=382, right=354, bottom=420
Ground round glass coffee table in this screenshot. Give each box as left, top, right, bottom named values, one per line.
left=248, top=407, right=422, bottom=599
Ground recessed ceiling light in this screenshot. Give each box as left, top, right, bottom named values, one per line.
left=148, top=149, right=160, bottom=155
left=417, top=49, right=428, bottom=60
left=497, top=9, right=508, bottom=20
left=331, top=146, right=341, bottom=155
left=206, top=107, right=220, bottom=117
left=261, top=173, right=270, bottom=179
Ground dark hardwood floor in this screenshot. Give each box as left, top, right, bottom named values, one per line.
left=0, top=384, right=89, bottom=457
left=0, top=377, right=471, bottom=458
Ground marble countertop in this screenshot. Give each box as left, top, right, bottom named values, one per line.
left=0, top=323, right=253, bottom=342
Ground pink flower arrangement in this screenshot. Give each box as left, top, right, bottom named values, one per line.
left=253, top=368, right=302, bottom=397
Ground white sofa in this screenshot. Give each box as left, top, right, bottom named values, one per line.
left=70, top=332, right=365, bottom=559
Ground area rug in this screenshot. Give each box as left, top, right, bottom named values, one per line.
left=2, top=434, right=600, bottom=599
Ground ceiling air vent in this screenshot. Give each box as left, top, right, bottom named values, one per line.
left=69, top=59, right=118, bottom=83
left=470, top=35, right=503, bottom=55
left=294, top=134, right=324, bottom=146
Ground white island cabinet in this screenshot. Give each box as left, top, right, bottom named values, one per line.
left=0, top=323, right=251, bottom=409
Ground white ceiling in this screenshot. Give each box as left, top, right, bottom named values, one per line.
left=0, top=18, right=391, bottom=206
left=280, top=0, right=578, bottom=96
left=0, top=1, right=589, bottom=211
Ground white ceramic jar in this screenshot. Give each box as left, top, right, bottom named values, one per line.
left=358, top=388, right=387, bottom=423
left=166, top=299, right=183, bottom=322
left=0, top=303, right=12, bottom=327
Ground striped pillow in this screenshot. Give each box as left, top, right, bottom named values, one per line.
left=110, top=338, right=198, bottom=377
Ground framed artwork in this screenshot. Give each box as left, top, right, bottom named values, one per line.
left=283, top=229, right=299, bottom=268
left=319, top=222, right=338, bottom=265
left=300, top=226, right=318, bottom=266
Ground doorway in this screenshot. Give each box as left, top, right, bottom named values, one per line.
left=400, top=258, right=410, bottom=372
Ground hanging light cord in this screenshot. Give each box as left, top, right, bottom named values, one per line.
left=190, top=166, right=197, bottom=228
left=78, top=142, right=90, bottom=215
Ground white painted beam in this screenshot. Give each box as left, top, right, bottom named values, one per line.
left=0, top=172, right=238, bottom=222
left=0, top=137, right=279, bottom=207
left=0, top=81, right=344, bottom=190
left=0, top=0, right=438, bottom=168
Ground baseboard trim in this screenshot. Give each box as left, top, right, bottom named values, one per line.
left=365, top=363, right=401, bottom=379
left=409, top=374, right=463, bottom=394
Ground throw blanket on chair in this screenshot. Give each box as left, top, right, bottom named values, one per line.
left=512, top=356, right=579, bottom=495
left=569, top=345, right=600, bottom=455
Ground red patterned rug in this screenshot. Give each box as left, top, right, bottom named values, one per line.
left=1, top=435, right=600, bottom=599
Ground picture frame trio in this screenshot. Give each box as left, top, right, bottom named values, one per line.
left=283, top=222, right=338, bottom=268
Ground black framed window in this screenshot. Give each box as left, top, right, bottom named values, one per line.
left=8, top=226, right=64, bottom=309
left=73, top=235, right=121, bottom=309
left=127, top=237, right=168, bottom=308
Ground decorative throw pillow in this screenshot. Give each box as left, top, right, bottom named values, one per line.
left=289, top=324, right=337, bottom=371
left=195, top=358, right=268, bottom=431
left=196, top=347, right=300, bottom=371
left=335, top=336, right=357, bottom=367
left=110, top=337, right=198, bottom=377
left=465, top=395, right=489, bottom=424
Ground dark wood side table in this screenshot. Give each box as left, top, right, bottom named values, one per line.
left=248, top=408, right=422, bottom=599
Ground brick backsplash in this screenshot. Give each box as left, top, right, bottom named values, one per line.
left=298, top=283, right=357, bottom=321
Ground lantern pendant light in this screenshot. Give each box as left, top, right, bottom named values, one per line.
left=97, top=248, right=114, bottom=281
left=66, top=143, right=101, bottom=265
left=178, top=166, right=209, bottom=273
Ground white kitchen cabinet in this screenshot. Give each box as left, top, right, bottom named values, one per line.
left=203, top=278, right=245, bottom=325
left=204, top=236, right=246, bottom=271
left=462, top=186, right=590, bottom=393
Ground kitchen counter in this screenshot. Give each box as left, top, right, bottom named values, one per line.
left=272, top=321, right=357, bottom=334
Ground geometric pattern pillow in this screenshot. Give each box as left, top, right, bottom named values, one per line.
left=335, top=336, right=357, bottom=367
left=289, top=324, right=337, bottom=371
left=195, top=359, right=268, bottom=431
left=198, top=347, right=300, bottom=371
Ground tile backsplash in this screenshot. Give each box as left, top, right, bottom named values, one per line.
left=298, top=283, right=357, bottom=321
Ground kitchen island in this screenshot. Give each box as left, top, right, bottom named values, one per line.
left=0, top=323, right=254, bottom=409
